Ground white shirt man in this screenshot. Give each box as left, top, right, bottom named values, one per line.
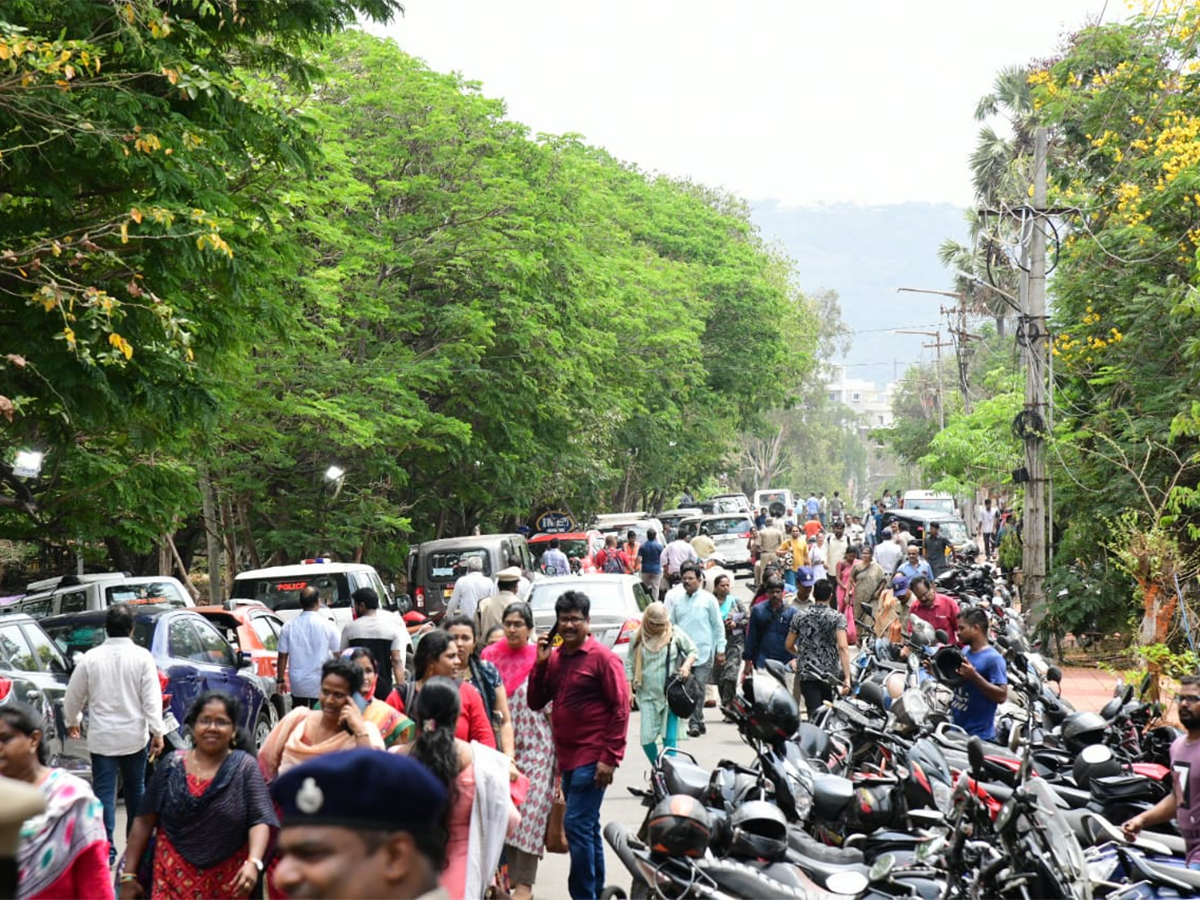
left=278, top=587, right=340, bottom=705
left=873, top=529, right=904, bottom=575
left=662, top=536, right=699, bottom=577
left=445, top=557, right=495, bottom=621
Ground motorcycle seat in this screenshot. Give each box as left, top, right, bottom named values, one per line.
left=661, top=755, right=710, bottom=799
left=1045, top=782, right=1091, bottom=809
left=699, top=858, right=813, bottom=899
left=787, top=827, right=865, bottom=865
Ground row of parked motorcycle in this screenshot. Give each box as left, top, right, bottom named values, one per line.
left=600, top=558, right=1198, bottom=899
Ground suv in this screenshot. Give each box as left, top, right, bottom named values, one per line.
left=880, top=509, right=970, bottom=553
left=407, top=534, right=533, bottom=619
left=753, top=489, right=796, bottom=521
left=674, top=514, right=754, bottom=571
left=230, top=560, right=398, bottom=627
left=18, top=573, right=194, bottom=619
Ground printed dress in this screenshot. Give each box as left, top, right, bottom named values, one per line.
left=505, top=681, right=555, bottom=857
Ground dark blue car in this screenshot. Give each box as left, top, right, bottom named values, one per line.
left=41, top=605, right=271, bottom=748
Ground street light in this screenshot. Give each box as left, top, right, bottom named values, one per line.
left=323, top=464, right=345, bottom=501
left=12, top=450, right=44, bottom=478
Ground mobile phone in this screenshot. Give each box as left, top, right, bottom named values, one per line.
left=544, top=622, right=559, bottom=645
left=343, top=692, right=368, bottom=734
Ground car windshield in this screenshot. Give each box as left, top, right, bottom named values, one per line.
left=701, top=517, right=751, bottom=536
left=938, top=520, right=969, bottom=545
left=237, top=573, right=350, bottom=611
left=603, top=523, right=652, bottom=542
left=907, top=498, right=955, bottom=515
left=44, top=619, right=156, bottom=657
left=105, top=582, right=189, bottom=608
left=532, top=539, right=590, bottom=562
left=528, top=582, right=626, bottom=616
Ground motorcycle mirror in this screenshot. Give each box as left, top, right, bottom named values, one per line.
left=858, top=680, right=887, bottom=711
left=1122, top=683, right=1135, bottom=706
left=1046, top=665, right=1063, bottom=683
left=934, top=629, right=949, bottom=644
left=967, top=736, right=985, bottom=779
left=763, top=659, right=789, bottom=687
left=1008, top=724, right=1021, bottom=753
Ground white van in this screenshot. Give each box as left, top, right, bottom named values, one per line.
left=230, top=560, right=397, bottom=627
left=18, top=573, right=194, bottom=619
left=901, top=490, right=957, bottom=516
left=752, top=489, right=796, bottom=521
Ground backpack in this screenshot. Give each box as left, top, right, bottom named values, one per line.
left=603, top=550, right=626, bottom=574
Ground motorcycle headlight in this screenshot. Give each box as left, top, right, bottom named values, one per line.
left=994, top=797, right=1016, bottom=833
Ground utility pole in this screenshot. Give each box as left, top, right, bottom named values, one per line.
left=895, top=287, right=979, bottom=413
left=1022, top=127, right=1050, bottom=625
left=894, top=328, right=952, bottom=431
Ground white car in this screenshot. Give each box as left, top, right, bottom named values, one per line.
left=527, top=574, right=652, bottom=665
left=230, top=560, right=397, bottom=627
left=675, top=514, right=755, bottom=572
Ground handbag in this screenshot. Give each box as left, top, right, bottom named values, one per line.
left=664, top=637, right=700, bottom=718
left=545, top=778, right=568, bottom=854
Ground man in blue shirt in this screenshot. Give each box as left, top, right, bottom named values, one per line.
left=669, top=563, right=725, bottom=736
left=950, top=606, right=1008, bottom=740
left=896, top=544, right=934, bottom=583
left=540, top=537, right=571, bottom=575
left=637, top=527, right=665, bottom=600
left=742, top=578, right=796, bottom=674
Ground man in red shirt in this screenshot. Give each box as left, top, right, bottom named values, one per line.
left=528, top=590, right=629, bottom=899
left=909, top=576, right=960, bottom=645
left=594, top=534, right=631, bottom=574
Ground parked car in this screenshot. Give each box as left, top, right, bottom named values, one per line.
left=40, top=606, right=272, bottom=749
left=673, top=514, right=755, bottom=572
left=711, top=492, right=753, bottom=513
left=586, top=511, right=650, bottom=531
left=528, top=531, right=603, bottom=574
left=595, top=517, right=664, bottom=545
left=229, top=560, right=398, bottom=627
left=0, top=613, right=90, bottom=779
left=527, top=574, right=652, bottom=664
left=657, top=508, right=702, bottom=537
left=406, top=534, right=533, bottom=619
left=880, top=509, right=971, bottom=554
left=18, top=573, right=193, bottom=619
left=900, top=490, right=957, bottom=516
left=193, top=604, right=290, bottom=728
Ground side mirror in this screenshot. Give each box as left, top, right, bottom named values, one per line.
left=237, top=650, right=254, bottom=669
left=967, top=736, right=985, bottom=779
left=396, top=594, right=412, bottom=615
left=858, top=680, right=887, bottom=711
left=1046, top=665, right=1063, bottom=684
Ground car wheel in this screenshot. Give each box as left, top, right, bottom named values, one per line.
left=254, top=709, right=272, bottom=750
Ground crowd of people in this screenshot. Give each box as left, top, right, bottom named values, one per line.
left=0, top=490, right=1020, bottom=900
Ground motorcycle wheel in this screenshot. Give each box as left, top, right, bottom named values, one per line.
left=598, top=889, right=627, bottom=900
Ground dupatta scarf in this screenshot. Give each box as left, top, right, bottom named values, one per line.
left=18, top=769, right=106, bottom=899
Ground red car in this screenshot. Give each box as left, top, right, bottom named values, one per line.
left=528, top=531, right=603, bottom=574
left=193, top=603, right=284, bottom=680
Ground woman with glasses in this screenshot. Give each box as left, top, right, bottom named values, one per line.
left=481, top=603, right=553, bottom=900
left=121, top=692, right=276, bottom=899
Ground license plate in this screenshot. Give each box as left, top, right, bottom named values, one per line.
left=163, top=712, right=180, bottom=733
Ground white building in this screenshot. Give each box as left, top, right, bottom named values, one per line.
left=826, top=366, right=896, bottom=430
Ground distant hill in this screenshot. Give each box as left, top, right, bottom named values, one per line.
left=751, top=201, right=967, bottom=385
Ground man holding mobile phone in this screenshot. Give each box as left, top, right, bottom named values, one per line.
left=528, top=591, right=629, bottom=900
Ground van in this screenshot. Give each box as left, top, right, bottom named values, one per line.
left=407, top=534, right=533, bottom=619
left=900, top=490, right=957, bottom=516
left=230, top=560, right=398, bottom=627
left=752, top=489, right=796, bottom=521
left=18, top=573, right=194, bottom=619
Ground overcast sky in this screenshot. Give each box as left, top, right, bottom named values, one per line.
left=369, top=0, right=1116, bottom=207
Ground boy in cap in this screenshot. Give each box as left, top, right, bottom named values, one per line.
left=272, top=748, right=450, bottom=900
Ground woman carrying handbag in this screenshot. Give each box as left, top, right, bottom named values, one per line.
left=623, top=602, right=699, bottom=764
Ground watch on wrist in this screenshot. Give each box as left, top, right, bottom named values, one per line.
left=248, top=857, right=264, bottom=872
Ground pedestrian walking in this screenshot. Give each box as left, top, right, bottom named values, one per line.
left=445, top=557, right=495, bottom=622
left=481, top=602, right=554, bottom=900
left=344, top=647, right=415, bottom=748
left=626, top=602, right=698, bottom=763
left=271, top=748, right=449, bottom=900
left=775, top=524, right=808, bottom=590
left=527, top=590, right=629, bottom=900
left=259, top=657, right=386, bottom=782
left=711, top=573, right=749, bottom=711
left=785, top=581, right=853, bottom=718
left=341, top=586, right=410, bottom=701
left=62, top=602, right=165, bottom=866
left=0, top=704, right=111, bottom=900
left=403, top=677, right=519, bottom=900
left=444, top=616, right=515, bottom=764
left=120, top=692, right=276, bottom=900
left=742, top=578, right=797, bottom=673
left=850, top=546, right=887, bottom=630
left=475, top=568, right=522, bottom=640
left=386, top=630, right=496, bottom=748
left=977, top=498, right=999, bottom=561
left=636, top=528, right=665, bottom=600
left=277, top=586, right=340, bottom=708
left=668, top=564, right=725, bottom=737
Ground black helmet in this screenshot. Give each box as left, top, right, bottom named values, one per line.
left=728, top=800, right=788, bottom=862
left=1072, top=743, right=1122, bottom=789
left=1062, top=711, right=1108, bottom=753
left=741, top=672, right=799, bottom=744
left=647, top=794, right=711, bottom=858
left=932, top=645, right=966, bottom=687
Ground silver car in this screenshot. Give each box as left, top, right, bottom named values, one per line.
left=676, top=514, right=755, bottom=571
left=527, top=575, right=653, bottom=664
